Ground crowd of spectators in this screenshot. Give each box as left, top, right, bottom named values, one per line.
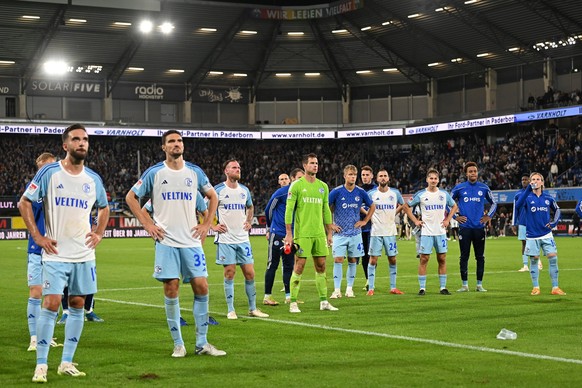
left=1, top=123, right=581, bottom=214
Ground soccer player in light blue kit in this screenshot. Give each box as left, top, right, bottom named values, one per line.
left=24, top=152, right=63, bottom=353
left=451, top=161, right=497, bottom=292
left=403, top=168, right=458, bottom=295
left=214, top=159, right=269, bottom=319
left=366, top=169, right=404, bottom=295
left=19, top=124, right=110, bottom=382
left=511, top=174, right=541, bottom=272
left=329, top=165, right=375, bottom=299
left=514, top=172, right=565, bottom=296
left=126, top=130, right=225, bottom=358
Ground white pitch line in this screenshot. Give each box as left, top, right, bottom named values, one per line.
left=95, top=296, right=582, bottom=365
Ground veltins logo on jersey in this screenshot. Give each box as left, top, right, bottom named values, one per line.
left=82, top=183, right=91, bottom=193
left=184, top=178, right=193, bottom=187
left=26, top=182, right=39, bottom=195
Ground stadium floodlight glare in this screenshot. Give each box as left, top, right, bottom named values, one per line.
left=356, top=70, right=371, bottom=74
left=127, top=67, right=144, bottom=71
left=451, top=57, right=463, bottom=63
left=200, top=28, right=217, bottom=32
left=382, top=21, right=391, bottom=25
left=209, top=71, right=224, bottom=75
left=464, top=0, right=478, bottom=4
left=114, top=21, right=132, bottom=26
left=476, top=52, right=490, bottom=57
left=139, top=20, right=154, bottom=33
left=288, top=32, right=304, bottom=36
left=276, top=73, right=291, bottom=77
left=427, top=62, right=441, bottom=67
left=159, top=22, right=174, bottom=34
left=407, top=13, right=420, bottom=19
left=233, top=73, right=247, bottom=77
left=168, top=69, right=184, bottom=73
left=241, top=30, right=258, bottom=35
left=332, top=29, right=347, bottom=34
left=22, top=15, right=40, bottom=20
left=68, top=18, right=87, bottom=23
left=361, top=26, right=371, bottom=31
left=305, top=72, right=320, bottom=76
left=0, top=60, right=16, bottom=64
left=383, top=68, right=398, bottom=72
left=508, top=47, right=520, bottom=52
left=43, top=60, right=68, bottom=75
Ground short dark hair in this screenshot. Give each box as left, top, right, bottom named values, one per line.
left=62, top=123, right=86, bottom=142
left=361, top=165, right=373, bottom=173
left=161, top=129, right=181, bottom=145
left=464, top=161, right=478, bottom=173
left=223, top=159, right=238, bottom=170
left=302, top=153, right=317, bottom=165
left=290, top=168, right=304, bottom=179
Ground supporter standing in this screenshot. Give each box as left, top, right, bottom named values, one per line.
left=451, top=162, right=497, bottom=292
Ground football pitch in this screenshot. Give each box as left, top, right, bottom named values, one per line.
left=1, top=236, right=581, bottom=387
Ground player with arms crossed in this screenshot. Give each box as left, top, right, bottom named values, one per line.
left=19, top=124, right=110, bottom=382
left=403, top=168, right=458, bottom=296
left=126, top=130, right=225, bottom=358
left=514, top=172, right=565, bottom=296
left=284, top=153, right=337, bottom=313
left=366, top=169, right=404, bottom=296
left=329, top=165, right=375, bottom=299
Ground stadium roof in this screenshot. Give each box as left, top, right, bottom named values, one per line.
left=1, top=0, right=582, bottom=97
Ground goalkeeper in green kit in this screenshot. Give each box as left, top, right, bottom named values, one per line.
left=284, top=153, right=338, bottom=313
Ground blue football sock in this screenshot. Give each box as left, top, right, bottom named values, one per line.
left=245, top=279, right=257, bottom=311
left=522, top=254, right=529, bottom=266
left=346, top=262, right=357, bottom=288
left=389, top=264, right=397, bottom=289
left=193, top=295, right=209, bottom=348
left=27, top=297, right=41, bottom=337
left=36, top=309, right=58, bottom=365
left=333, top=262, right=343, bottom=289
left=224, top=279, right=235, bottom=312
left=530, top=258, right=540, bottom=287
left=418, top=275, right=427, bottom=289
left=462, top=280, right=468, bottom=287
left=367, top=264, right=376, bottom=290
left=439, top=274, right=447, bottom=289
left=548, top=257, right=559, bottom=288
left=164, top=297, right=183, bottom=346
left=62, top=307, right=84, bottom=363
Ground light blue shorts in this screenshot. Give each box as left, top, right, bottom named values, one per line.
left=525, top=238, right=557, bottom=257
left=418, top=235, right=448, bottom=255
left=368, top=236, right=398, bottom=257
left=42, top=260, right=97, bottom=296
left=154, top=243, right=208, bottom=283
left=215, top=242, right=254, bottom=266
left=332, top=234, right=364, bottom=258
left=518, top=225, right=527, bottom=240
left=27, top=253, right=43, bottom=287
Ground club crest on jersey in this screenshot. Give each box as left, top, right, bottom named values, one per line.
left=82, top=183, right=91, bottom=193
left=545, top=200, right=550, bottom=205
left=319, top=188, right=325, bottom=194
left=43, top=280, right=50, bottom=289
left=274, top=240, right=280, bottom=246
left=240, top=193, right=246, bottom=199
left=355, top=196, right=360, bottom=202
left=478, top=190, right=483, bottom=196
left=184, top=178, right=193, bottom=187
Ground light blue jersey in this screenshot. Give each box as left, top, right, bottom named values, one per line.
left=329, top=185, right=373, bottom=237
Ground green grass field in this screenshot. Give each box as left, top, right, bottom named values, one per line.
left=1, top=236, right=581, bottom=387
